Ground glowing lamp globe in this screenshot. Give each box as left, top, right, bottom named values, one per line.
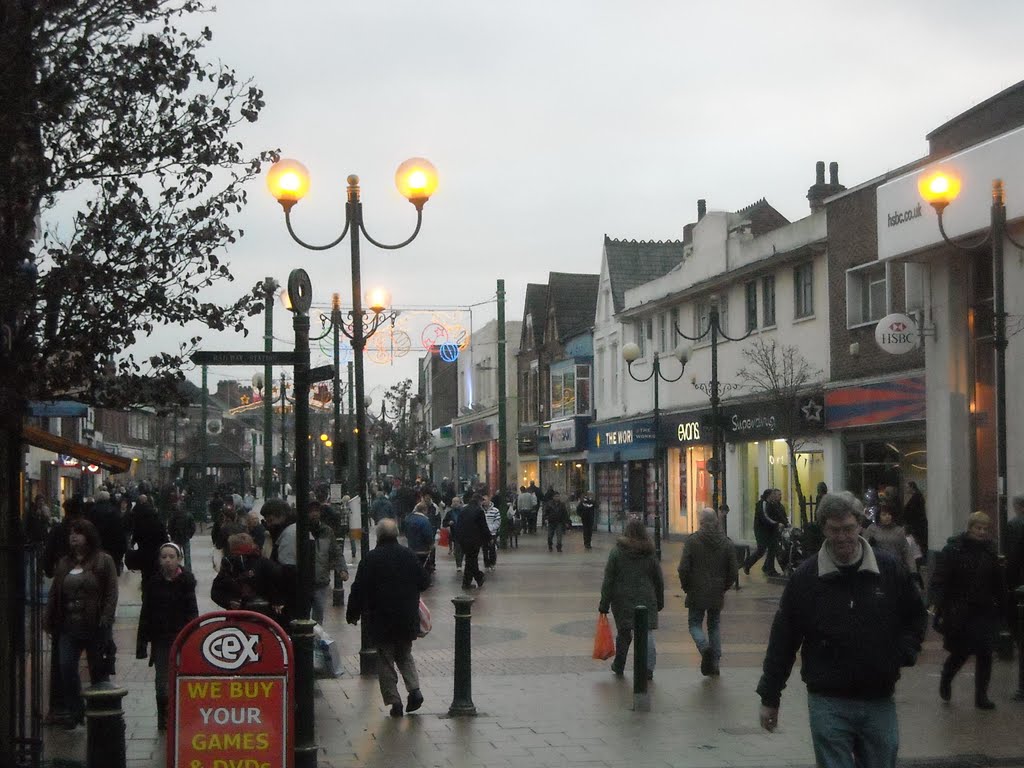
left=395, top=157, right=438, bottom=206
left=918, top=169, right=961, bottom=212
left=267, top=159, right=311, bottom=208
left=366, top=287, right=391, bottom=314
left=622, top=342, right=641, bottom=363
left=319, top=433, right=329, bottom=442
left=279, top=287, right=293, bottom=311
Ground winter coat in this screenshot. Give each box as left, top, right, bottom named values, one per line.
left=370, top=496, right=394, bottom=522
left=756, top=539, right=926, bottom=708
left=544, top=499, right=571, bottom=529
left=903, top=491, right=928, bottom=553
left=678, top=527, right=739, bottom=611
left=167, top=509, right=196, bottom=546
left=130, top=506, right=168, bottom=579
left=138, top=569, right=198, bottom=661
left=87, top=500, right=126, bottom=568
left=930, top=533, right=1002, bottom=653
left=453, top=502, right=491, bottom=551
left=404, top=512, right=435, bottom=553
left=345, top=539, right=429, bottom=645
left=45, top=551, right=119, bottom=639
left=599, top=537, right=664, bottom=631
left=211, top=549, right=284, bottom=615
left=310, top=523, right=342, bottom=587
left=865, top=522, right=915, bottom=573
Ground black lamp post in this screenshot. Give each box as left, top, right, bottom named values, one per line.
left=268, top=157, right=437, bottom=676
left=622, top=342, right=688, bottom=560
left=675, top=295, right=751, bottom=533
left=920, top=171, right=1017, bottom=657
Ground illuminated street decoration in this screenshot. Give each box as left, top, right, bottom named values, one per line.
left=439, top=342, right=459, bottom=362
left=310, top=307, right=471, bottom=365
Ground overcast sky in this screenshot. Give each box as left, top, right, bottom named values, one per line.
left=158, top=0, right=1024, bottom=398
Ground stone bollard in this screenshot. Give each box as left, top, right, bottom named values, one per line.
left=82, top=682, right=127, bottom=768
left=632, top=605, right=650, bottom=712
left=1014, top=586, right=1024, bottom=701
left=448, top=595, right=477, bottom=716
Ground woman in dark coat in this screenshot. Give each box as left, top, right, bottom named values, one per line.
left=138, top=543, right=198, bottom=730
left=599, top=519, right=664, bottom=679
left=44, top=519, right=118, bottom=728
left=930, top=511, right=1002, bottom=709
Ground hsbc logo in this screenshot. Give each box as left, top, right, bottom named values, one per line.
left=201, top=627, right=261, bottom=670
left=875, top=313, right=919, bottom=355
left=887, top=320, right=907, bottom=332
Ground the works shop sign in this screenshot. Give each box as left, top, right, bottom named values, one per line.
left=168, top=611, right=294, bottom=768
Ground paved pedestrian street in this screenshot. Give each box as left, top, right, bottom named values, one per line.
left=44, top=526, right=1024, bottom=768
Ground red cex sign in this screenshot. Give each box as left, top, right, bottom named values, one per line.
left=168, top=611, right=294, bottom=768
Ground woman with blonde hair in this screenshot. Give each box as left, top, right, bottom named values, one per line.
left=598, top=519, right=664, bottom=679
left=930, top=511, right=1002, bottom=709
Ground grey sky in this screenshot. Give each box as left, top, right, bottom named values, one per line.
left=159, top=0, right=1024, bottom=395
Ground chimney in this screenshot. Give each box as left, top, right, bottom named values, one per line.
left=697, top=199, right=707, bottom=221
left=806, top=160, right=845, bottom=212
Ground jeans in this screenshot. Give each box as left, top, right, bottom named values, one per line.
left=311, top=585, right=330, bottom=625
left=611, top=627, right=656, bottom=673
left=57, top=632, right=108, bottom=720
left=483, top=540, right=497, bottom=568
left=806, top=693, right=898, bottom=768
left=547, top=522, right=565, bottom=550
left=376, top=640, right=420, bottom=706
left=687, top=607, right=722, bottom=659
left=453, top=539, right=464, bottom=568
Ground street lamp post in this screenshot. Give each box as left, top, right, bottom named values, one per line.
left=268, top=157, right=437, bottom=676
left=675, top=296, right=750, bottom=534
left=279, top=371, right=288, bottom=497
left=262, top=277, right=278, bottom=501
left=282, top=269, right=317, bottom=768
left=920, top=171, right=1018, bottom=657
left=622, top=342, right=688, bottom=560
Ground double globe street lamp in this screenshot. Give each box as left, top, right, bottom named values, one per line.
left=268, top=156, right=437, bottom=679
left=622, top=342, right=689, bottom=560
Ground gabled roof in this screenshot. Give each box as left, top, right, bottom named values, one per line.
left=603, top=236, right=685, bottom=313
left=732, top=198, right=790, bottom=236
left=520, top=283, right=549, bottom=350
left=545, top=272, right=599, bottom=342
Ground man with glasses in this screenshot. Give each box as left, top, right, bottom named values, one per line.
left=756, top=491, right=926, bottom=768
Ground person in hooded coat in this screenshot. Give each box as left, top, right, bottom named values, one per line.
left=678, top=507, right=739, bottom=676
left=599, top=518, right=664, bottom=679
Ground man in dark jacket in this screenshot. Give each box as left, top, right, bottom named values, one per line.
left=577, top=491, right=597, bottom=550
left=346, top=518, right=429, bottom=717
left=87, top=490, right=126, bottom=574
left=756, top=491, right=926, bottom=768
left=679, top=507, right=738, bottom=676
left=544, top=492, right=571, bottom=553
left=743, top=489, right=783, bottom=577
left=452, top=493, right=490, bottom=589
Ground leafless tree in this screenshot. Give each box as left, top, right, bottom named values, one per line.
left=736, top=337, right=822, bottom=526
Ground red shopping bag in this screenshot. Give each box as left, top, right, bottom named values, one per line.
left=592, top=613, right=615, bottom=660
left=438, top=527, right=450, bottom=548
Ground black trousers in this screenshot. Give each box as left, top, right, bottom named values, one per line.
left=580, top=511, right=595, bottom=548
left=744, top=529, right=779, bottom=574
left=462, top=546, right=484, bottom=587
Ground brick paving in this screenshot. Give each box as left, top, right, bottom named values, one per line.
left=42, top=521, right=1024, bottom=768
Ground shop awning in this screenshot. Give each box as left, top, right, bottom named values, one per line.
left=22, top=425, right=132, bottom=473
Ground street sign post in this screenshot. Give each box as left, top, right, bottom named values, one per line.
left=168, top=611, right=294, bottom=768
left=192, top=350, right=297, bottom=367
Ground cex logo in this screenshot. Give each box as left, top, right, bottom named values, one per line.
left=201, top=627, right=261, bottom=670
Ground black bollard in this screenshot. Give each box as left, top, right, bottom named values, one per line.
left=448, top=595, right=477, bottom=716
left=82, top=682, right=127, bottom=768
left=332, top=559, right=345, bottom=607
left=632, top=605, right=650, bottom=712
left=1014, top=586, right=1024, bottom=701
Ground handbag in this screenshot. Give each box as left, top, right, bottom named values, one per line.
left=416, top=598, right=432, bottom=638
left=124, top=546, right=144, bottom=572
left=592, top=613, right=615, bottom=660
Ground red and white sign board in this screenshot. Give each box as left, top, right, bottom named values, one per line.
left=168, top=611, right=294, bottom=768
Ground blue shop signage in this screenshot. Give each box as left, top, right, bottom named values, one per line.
left=588, top=417, right=657, bottom=462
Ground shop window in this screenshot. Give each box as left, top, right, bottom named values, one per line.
left=794, top=263, right=814, bottom=319
left=762, top=275, right=776, bottom=327
left=846, top=263, right=888, bottom=327
left=575, top=364, right=591, bottom=415
left=695, top=296, right=729, bottom=341
left=549, top=369, right=576, bottom=419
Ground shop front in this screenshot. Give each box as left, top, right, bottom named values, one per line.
left=517, top=428, right=539, bottom=489
left=825, top=375, right=927, bottom=509
left=540, top=416, right=590, bottom=500
left=588, top=416, right=657, bottom=530
left=455, top=413, right=499, bottom=494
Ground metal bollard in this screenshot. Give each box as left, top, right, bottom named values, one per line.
left=632, top=605, right=650, bottom=712
left=1014, top=586, right=1024, bottom=701
left=82, top=682, right=127, bottom=768
left=448, top=595, right=477, bottom=716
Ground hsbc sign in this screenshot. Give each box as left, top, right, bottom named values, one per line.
left=875, top=313, right=919, bottom=355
